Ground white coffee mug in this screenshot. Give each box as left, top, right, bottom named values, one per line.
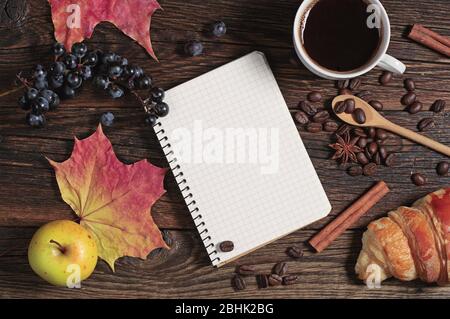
left=293, top=0, right=406, bottom=80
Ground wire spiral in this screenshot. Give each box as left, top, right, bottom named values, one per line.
left=153, top=122, right=220, bottom=265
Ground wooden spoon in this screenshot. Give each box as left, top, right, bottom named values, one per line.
left=332, top=95, right=450, bottom=157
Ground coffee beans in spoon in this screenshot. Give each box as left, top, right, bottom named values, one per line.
left=353, top=108, right=366, bottom=124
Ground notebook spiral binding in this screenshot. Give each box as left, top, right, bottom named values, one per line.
left=153, top=122, right=221, bottom=265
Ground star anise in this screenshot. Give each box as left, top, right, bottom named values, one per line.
left=329, top=132, right=362, bottom=165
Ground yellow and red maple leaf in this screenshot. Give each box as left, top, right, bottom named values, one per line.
left=47, top=0, right=161, bottom=60
left=48, top=125, right=168, bottom=270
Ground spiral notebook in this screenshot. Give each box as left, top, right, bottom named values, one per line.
left=154, top=51, right=331, bottom=267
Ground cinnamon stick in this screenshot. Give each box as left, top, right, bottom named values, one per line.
left=309, top=181, right=390, bottom=253
left=408, top=24, right=450, bottom=57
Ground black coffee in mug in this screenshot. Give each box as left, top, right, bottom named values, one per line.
left=302, top=0, right=381, bottom=72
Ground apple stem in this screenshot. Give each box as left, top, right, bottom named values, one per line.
left=49, top=239, right=66, bottom=253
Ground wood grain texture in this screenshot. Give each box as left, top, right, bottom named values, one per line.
left=0, top=0, right=449, bottom=298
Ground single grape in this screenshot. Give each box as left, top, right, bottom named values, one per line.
left=211, top=21, right=227, bottom=37
left=80, top=65, right=92, bottom=80
left=145, top=113, right=158, bottom=126
left=150, top=87, right=165, bottom=102
left=135, top=75, right=152, bottom=90
left=108, top=64, right=123, bottom=78
left=34, top=78, right=48, bottom=90
left=184, top=40, right=203, bottom=57
left=26, top=88, right=39, bottom=101
left=49, top=74, right=64, bottom=89
left=93, top=75, right=110, bottom=90
left=34, top=65, right=47, bottom=79
left=52, top=43, right=66, bottom=57
left=120, top=58, right=128, bottom=66
left=123, top=65, right=137, bottom=78
left=66, top=72, right=82, bottom=89
left=26, top=113, right=46, bottom=128
left=49, top=93, right=60, bottom=110
left=18, top=95, right=31, bottom=110
left=101, top=52, right=116, bottom=65
left=61, top=85, right=76, bottom=99
left=82, top=51, right=98, bottom=66
left=100, top=112, right=115, bottom=127
left=134, top=66, right=144, bottom=78
left=113, top=54, right=122, bottom=63
left=50, top=61, right=66, bottom=75
left=39, top=89, right=55, bottom=104
left=154, top=102, right=169, bottom=117
left=72, top=42, right=88, bottom=58
left=107, top=85, right=124, bottom=99
left=32, top=96, right=50, bottom=114
left=63, top=54, right=78, bottom=70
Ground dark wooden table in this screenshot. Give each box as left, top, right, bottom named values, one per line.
left=0, top=0, right=449, bottom=299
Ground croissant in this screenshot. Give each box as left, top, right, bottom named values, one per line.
left=355, top=188, right=450, bottom=285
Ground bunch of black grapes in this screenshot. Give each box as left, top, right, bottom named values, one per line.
left=18, top=42, right=169, bottom=128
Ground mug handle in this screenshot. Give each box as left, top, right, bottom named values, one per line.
left=377, top=54, right=406, bottom=74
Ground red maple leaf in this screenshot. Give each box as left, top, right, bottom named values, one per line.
left=48, top=0, right=161, bottom=60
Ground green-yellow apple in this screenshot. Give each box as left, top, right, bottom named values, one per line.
left=28, top=220, right=98, bottom=287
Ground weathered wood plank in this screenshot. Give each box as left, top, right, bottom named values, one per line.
left=1, top=226, right=449, bottom=299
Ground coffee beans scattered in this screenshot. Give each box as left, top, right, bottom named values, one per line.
left=237, top=265, right=257, bottom=276
left=339, top=88, right=353, bottom=95
left=369, top=100, right=383, bottom=111
left=219, top=240, right=234, bottom=252
left=401, top=92, right=416, bottom=106
left=307, top=91, right=322, bottom=103
left=336, top=124, right=350, bottom=136
left=418, top=118, right=435, bottom=132
left=356, top=152, right=369, bottom=165
left=404, top=78, right=415, bottom=91
left=363, top=163, right=377, bottom=176
left=379, top=71, right=393, bottom=85
left=367, top=141, right=378, bottom=155
left=294, top=111, right=309, bottom=125
left=378, top=146, right=387, bottom=161
left=384, top=153, right=396, bottom=167
left=232, top=275, right=246, bottom=291
left=411, top=173, right=427, bottom=186
left=273, top=262, right=288, bottom=276
left=348, top=165, right=363, bottom=176
left=306, top=122, right=322, bottom=133
left=356, top=90, right=371, bottom=101
left=323, top=120, right=339, bottom=132
left=349, top=78, right=362, bottom=90
left=344, top=98, right=355, bottom=114
left=312, top=110, right=330, bottom=123
left=232, top=260, right=299, bottom=291
left=256, top=274, right=269, bottom=289
left=337, top=79, right=350, bottom=89
left=407, top=101, right=423, bottom=114
left=430, top=99, right=445, bottom=113
left=436, top=162, right=449, bottom=176
left=282, top=275, right=299, bottom=286
left=287, top=246, right=303, bottom=258
left=268, top=274, right=283, bottom=286
left=299, top=101, right=317, bottom=116
left=353, top=108, right=366, bottom=124
left=353, top=127, right=366, bottom=138
left=377, top=130, right=388, bottom=141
